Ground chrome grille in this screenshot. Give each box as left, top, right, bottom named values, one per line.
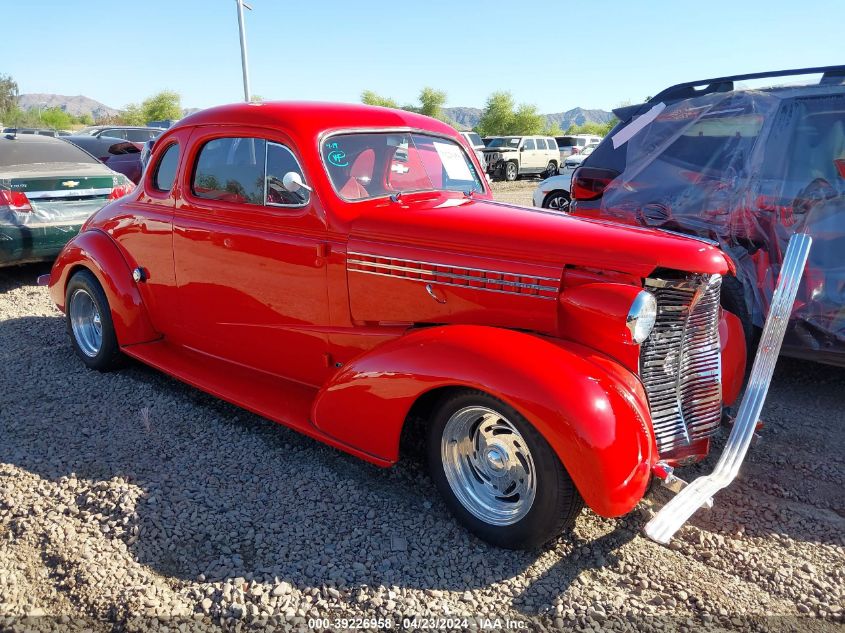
left=640, top=275, right=723, bottom=454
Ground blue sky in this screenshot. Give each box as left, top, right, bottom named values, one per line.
left=2, top=0, right=842, bottom=113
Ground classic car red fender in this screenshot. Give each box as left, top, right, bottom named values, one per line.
left=48, top=229, right=159, bottom=346
left=312, top=325, right=657, bottom=517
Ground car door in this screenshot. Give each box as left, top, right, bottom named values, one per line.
left=172, top=129, right=331, bottom=387
left=108, top=128, right=189, bottom=335
left=520, top=138, right=537, bottom=172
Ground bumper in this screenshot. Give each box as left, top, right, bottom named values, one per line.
left=645, top=234, right=812, bottom=543
left=0, top=222, right=84, bottom=267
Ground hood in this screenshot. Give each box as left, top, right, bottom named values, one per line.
left=349, top=192, right=731, bottom=279
left=482, top=147, right=517, bottom=153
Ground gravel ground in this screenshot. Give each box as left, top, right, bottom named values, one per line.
left=0, top=184, right=843, bottom=631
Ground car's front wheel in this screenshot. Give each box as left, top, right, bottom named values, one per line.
left=428, top=390, right=583, bottom=549
left=542, top=190, right=571, bottom=213
left=504, top=161, right=518, bottom=181
left=65, top=269, right=122, bottom=371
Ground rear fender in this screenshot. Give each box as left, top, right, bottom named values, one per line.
left=48, top=229, right=158, bottom=345
left=313, top=325, right=657, bottom=517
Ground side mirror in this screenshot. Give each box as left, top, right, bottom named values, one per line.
left=282, top=171, right=312, bottom=193
left=520, top=146, right=525, bottom=152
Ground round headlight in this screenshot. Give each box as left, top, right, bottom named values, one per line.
left=627, top=290, right=657, bottom=344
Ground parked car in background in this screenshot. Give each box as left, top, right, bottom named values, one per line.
left=555, top=134, right=602, bottom=161
left=531, top=170, right=574, bottom=212
left=63, top=135, right=144, bottom=184
left=0, top=134, right=134, bottom=266
left=562, top=142, right=600, bottom=171
left=46, top=101, right=754, bottom=550
left=571, top=65, right=845, bottom=366
left=460, top=131, right=487, bottom=168
left=3, top=128, right=66, bottom=137
left=482, top=135, right=559, bottom=181
left=76, top=125, right=165, bottom=145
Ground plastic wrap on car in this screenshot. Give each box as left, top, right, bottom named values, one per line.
left=0, top=194, right=107, bottom=227
left=592, top=88, right=845, bottom=363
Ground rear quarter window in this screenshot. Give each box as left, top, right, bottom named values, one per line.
left=152, top=143, right=180, bottom=192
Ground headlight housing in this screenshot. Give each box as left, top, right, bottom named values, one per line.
left=627, top=290, right=657, bottom=343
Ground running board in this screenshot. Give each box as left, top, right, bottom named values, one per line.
left=644, top=233, right=812, bottom=544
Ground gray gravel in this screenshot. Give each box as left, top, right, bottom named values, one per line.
left=0, top=183, right=843, bottom=630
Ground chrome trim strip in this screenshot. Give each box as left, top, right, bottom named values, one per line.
left=347, top=259, right=558, bottom=292
left=644, top=233, right=812, bottom=544
left=348, top=268, right=557, bottom=300
left=347, top=251, right=559, bottom=282
left=25, top=187, right=112, bottom=200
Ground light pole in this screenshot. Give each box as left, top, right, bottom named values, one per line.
left=235, top=0, right=253, bottom=102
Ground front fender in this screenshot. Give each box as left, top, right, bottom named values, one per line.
left=48, top=229, right=158, bottom=346
left=313, top=325, right=657, bottom=517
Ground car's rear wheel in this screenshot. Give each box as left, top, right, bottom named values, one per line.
left=542, top=190, right=571, bottom=213
left=66, top=269, right=122, bottom=371
left=504, top=162, right=518, bottom=181
left=427, top=390, right=583, bottom=549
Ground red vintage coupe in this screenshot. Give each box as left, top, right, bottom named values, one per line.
left=46, top=102, right=752, bottom=549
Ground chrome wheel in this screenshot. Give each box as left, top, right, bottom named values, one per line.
left=69, top=288, right=102, bottom=357
left=545, top=192, right=570, bottom=213
left=505, top=162, right=517, bottom=181
left=441, top=406, right=537, bottom=526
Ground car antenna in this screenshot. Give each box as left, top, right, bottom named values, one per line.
left=390, top=192, right=403, bottom=203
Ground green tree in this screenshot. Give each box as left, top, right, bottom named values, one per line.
left=418, top=86, right=447, bottom=119
left=120, top=103, right=146, bottom=126
left=511, top=103, right=544, bottom=135
left=141, top=90, right=182, bottom=122
left=75, top=113, right=94, bottom=126
left=476, top=91, right=516, bottom=137
left=543, top=122, right=563, bottom=136
left=0, top=74, right=18, bottom=120
left=250, top=94, right=263, bottom=102
left=40, top=107, right=73, bottom=130
left=564, top=120, right=617, bottom=136
left=360, top=90, right=399, bottom=108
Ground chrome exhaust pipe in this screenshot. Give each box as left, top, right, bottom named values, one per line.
left=644, top=233, right=812, bottom=544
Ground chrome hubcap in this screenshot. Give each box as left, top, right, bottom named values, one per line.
left=441, top=406, right=537, bottom=526
left=69, top=289, right=102, bottom=357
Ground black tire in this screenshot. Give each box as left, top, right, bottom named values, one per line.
left=542, top=190, right=571, bottom=213
left=720, top=275, right=756, bottom=359
left=504, top=161, right=518, bottom=182
left=545, top=161, right=558, bottom=177
left=65, top=269, right=123, bottom=371
left=427, top=389, right=583, bottom=549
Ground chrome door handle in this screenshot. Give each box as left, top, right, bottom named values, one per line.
left=425, top=283, right=446, bottom=304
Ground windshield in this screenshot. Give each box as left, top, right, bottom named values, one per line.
left=76, top=126, right=100, bottom=136
left=322, top=132, right=484, bottom=201
left=487, top=137, right=520, bottom=149
left=465, top=133, right=483, bottom=147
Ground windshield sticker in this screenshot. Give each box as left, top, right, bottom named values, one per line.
left=324, top=141, right=349, bottom=167
left=611, top=102, right=666, bottom=150
left=433, top=142, right=473, bottom=181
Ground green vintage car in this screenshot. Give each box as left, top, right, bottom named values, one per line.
left=0, top=133, right=134, bottom=267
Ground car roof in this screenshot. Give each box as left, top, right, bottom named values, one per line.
left=0, top=133, right=67, bottom=145
left=172, top=101, right=458, bottom=139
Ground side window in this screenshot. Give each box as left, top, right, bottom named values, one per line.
left=523, top=138, right=536, bottom=150
left=547, top=138, right=558, bottom=150
left=266, top=142, right=310, bottom=206
left=152, top=143, right=180, bottom=192
left=192, top=137, right=266, bottom=204
left=104, top=129, right=127, bottom=140
left=536, top=139, right=547, bottom=150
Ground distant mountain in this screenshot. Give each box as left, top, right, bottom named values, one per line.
left=18, top=93, right=119, bottom=120
left=443, top=105, right=614, bottom=132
